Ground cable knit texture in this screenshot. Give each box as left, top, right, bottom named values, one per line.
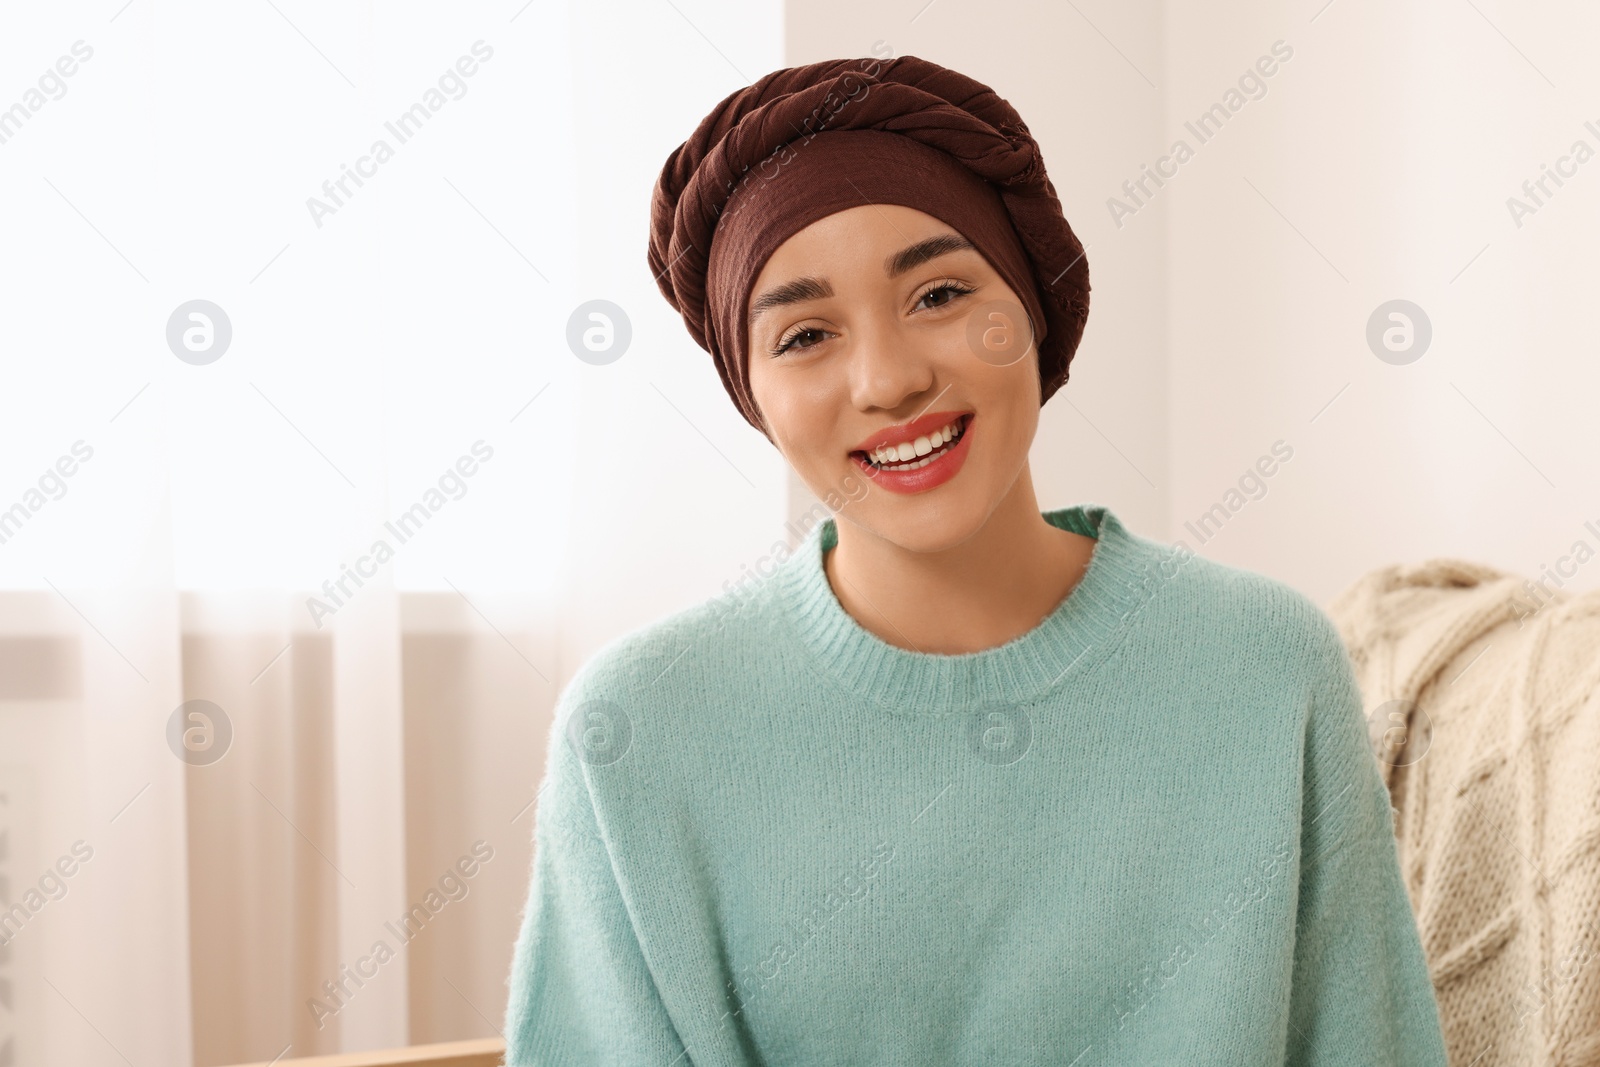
left=1328, top=558, right=1600, bottom=1067
left=504, top=504, right=1449, bottom=1065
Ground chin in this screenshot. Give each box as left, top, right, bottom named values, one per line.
left=852, top=487, right=991, bottom=553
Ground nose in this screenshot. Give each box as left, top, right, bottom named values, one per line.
left=846, top=311, right=936, bottom=414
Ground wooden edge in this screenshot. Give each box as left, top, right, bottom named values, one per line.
left=220, top=1037, right=505, bottom=1067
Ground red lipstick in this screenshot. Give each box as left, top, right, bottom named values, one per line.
left=849, top=411, right=974, bottom=495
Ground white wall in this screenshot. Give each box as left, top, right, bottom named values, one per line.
left=1166, top=0, right=1600, bottom=604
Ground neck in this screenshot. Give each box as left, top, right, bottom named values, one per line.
left=823, top=463, right=1097, bottom=654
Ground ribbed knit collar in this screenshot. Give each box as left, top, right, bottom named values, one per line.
left=771, top=503, right=1160, bottom=715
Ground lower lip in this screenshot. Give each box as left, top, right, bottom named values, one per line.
left=850, top=415, right=975, bottom=495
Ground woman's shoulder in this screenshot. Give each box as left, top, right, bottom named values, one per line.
left=1128, top=531, right=1350, bottom=676
left=559, top=579, right=784, bottom=705
left=542, top=583, right=791, bottom=793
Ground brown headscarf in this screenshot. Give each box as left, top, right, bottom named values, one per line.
left=648, top=55, right=1091, bottom=437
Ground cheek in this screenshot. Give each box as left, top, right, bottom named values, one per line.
left=752, top=389, right=822, bottom=469
left=761, top=374, right=836, bottom=436
left=964, top=367, right=1038, bottom=458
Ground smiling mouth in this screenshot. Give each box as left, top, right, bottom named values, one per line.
left=851, top=413, right=972, bottom=472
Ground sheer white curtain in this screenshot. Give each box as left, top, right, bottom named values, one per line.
left=0, top=1, right=784, bottom=1063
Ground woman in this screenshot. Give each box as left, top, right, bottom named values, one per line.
left=503, top=55, right=1449, bottom=1065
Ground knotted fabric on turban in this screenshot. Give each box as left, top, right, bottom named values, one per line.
left=648, top=54, right=1091, bottom=437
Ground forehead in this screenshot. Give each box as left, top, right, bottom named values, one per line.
left=759, top=204, right=949, bottom=273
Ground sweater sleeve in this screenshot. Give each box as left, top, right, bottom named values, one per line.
left=1285, top=617, right=1449, bottom=1066
left=502, top=710, right=687, bottom=1066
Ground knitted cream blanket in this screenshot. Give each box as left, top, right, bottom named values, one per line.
left=1328, top=558, right=1600, bottom=1066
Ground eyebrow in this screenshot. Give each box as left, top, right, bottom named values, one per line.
left=748, top=232, right=978, bottom=324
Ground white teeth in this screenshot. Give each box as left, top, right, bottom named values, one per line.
left=864, top=418, right=967, bottom=470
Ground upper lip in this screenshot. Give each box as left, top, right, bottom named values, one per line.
left=851, top=410, right=972, bottom=455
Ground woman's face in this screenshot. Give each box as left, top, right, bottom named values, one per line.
left=746, top=203, right=1042, bottom=553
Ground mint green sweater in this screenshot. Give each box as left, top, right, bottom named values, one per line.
left=503, top=504, right=1449, bottom=1065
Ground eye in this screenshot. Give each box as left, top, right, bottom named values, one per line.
left=770, top=325, right=831, bottom=356
left=913, top=281, right=976, bottom=312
